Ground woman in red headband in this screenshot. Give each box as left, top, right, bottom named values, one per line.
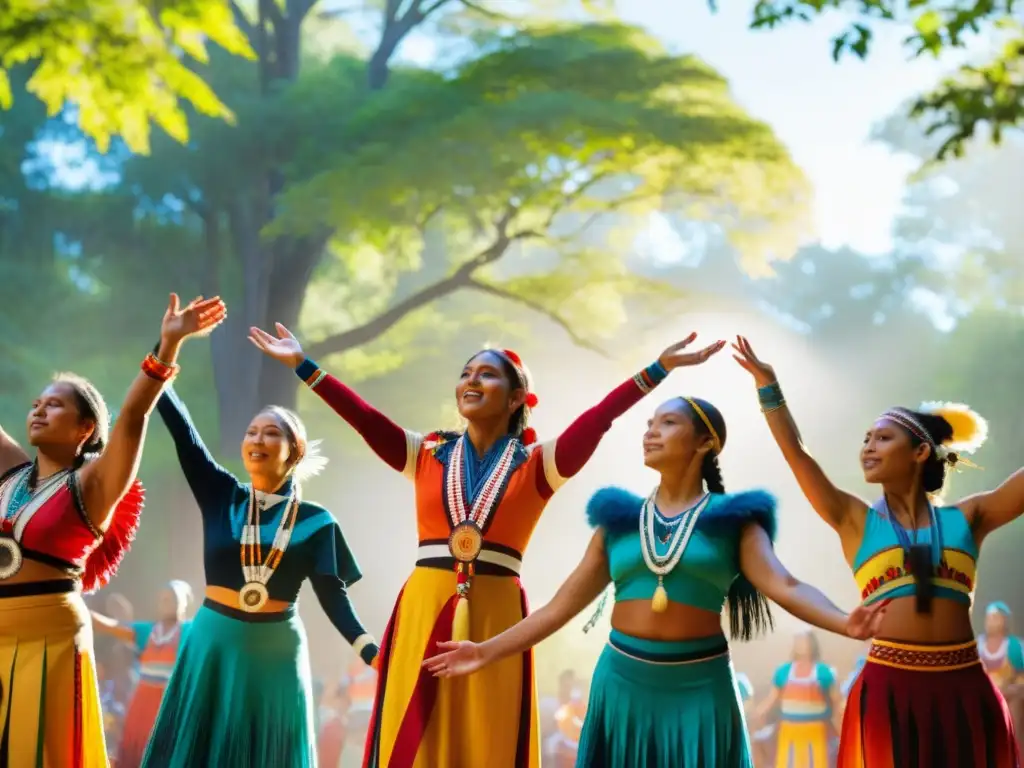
left=251, top=323, right=721, bottom=768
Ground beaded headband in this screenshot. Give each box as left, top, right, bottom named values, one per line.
left=683, top=397, right=722, bottom=455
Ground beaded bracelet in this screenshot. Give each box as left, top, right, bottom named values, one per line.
left=141, top=352, right=179, bottom=382
left=633, top=360, right=669, bottom=394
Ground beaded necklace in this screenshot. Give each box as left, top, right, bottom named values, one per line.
left=238, top=485, right=301, bottom=612
left=639, top=489, right=710, bottom=613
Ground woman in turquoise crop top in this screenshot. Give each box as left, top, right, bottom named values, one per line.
left=734, top=334, right=1024, bottom=768
left=423, top=376, right=885, bottom=768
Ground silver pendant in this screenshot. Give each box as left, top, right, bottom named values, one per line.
left=0, top=537, right=23, bottom=580
left=239, top=581, right=270, bottom=612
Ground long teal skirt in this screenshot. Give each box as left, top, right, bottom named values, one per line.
left=577, top=630, right=752, bottom=768
left=140, top=601, right=315, bottom=767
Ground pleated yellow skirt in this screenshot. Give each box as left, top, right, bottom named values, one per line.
left=365, top=567, right=540, bottom=768
left=775, top=720, right=829, bottom=768
left=0, top=587, right=108, bottom=768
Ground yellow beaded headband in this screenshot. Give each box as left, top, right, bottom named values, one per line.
left=683, top=397, right=721, bottom=455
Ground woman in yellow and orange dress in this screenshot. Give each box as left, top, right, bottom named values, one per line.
left=251, top=322, right=713, bottom=768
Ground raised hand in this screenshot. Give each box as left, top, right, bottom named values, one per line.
left=161, top=294, right=227, bottom=344
left=731, top=335, right=776, bottom=387
left=248, top=323, right=305, bottom=368
left=845, top=599, right=890, bottom=640
left=421, top=640, right=487, bottom=678
left=658, top=332, right=727, bottom=371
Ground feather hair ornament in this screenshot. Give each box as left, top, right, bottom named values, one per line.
left=918, top=401, right=989, bottom=454
left=293, top=438, right=329, bottom=482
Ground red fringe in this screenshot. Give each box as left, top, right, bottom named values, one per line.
left=82, top=479, right=145, bottom=593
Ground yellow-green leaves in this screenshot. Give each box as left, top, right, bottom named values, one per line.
left=0, top=0, right=254, bottom=154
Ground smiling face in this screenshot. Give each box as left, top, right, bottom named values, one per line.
left=241, top=411, right=295, bottom=481
left=860, top=418, right=931, bottom=485
left=455, top=351, right=525, bottom=425
left=642, top=399, right=711, bottom=471
left=26, top=382, right=96, bottom=453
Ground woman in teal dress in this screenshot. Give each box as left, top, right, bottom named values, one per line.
left=424, top=390, right=887, bottom=767
left=139, top=388, right=379, bottom=767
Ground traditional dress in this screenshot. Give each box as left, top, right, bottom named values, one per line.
left=140, top=389, right=377, bottom=767
left=0, top=462, right=143, bottom=767
left=771, top=660, right=836, bottom=768
left=115, top=619, right=190, bottom=768
left=293, top=356, right=668, bottom=768
left=979, top=603, right=1024, bottom=689
left=578, top=486, right=777, bottom=767
left=839, top=500, right=1019, bottom=768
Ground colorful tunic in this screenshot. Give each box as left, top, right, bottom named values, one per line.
left=579, top=486, right=778, bottom=768
left=294, top=357, right=668, bottom=768
left=115, top=620, right=190, bottom=768
left=772, top=661, right=835, bottom=768
left=0, top=462, right=143, bottom=768
left=979, top=634, right=1024, bottom=688
left=839, top=500, right=1018, bottom=768
left=140, top=388, right=377, bottom=768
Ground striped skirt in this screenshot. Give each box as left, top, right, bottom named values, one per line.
left=577, top=630, right=751, bottom=768
left=839, top=638, right=1019, bottom=768
left=140, top=600, right=315, bottom=767
left=0, top=581, right=108, bottom=768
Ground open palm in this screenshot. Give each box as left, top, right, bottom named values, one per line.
left=731, top=335, right=776, bottom=387
left=248, top=323, right=305, bottom=368
left=422, top=640, right=486, bottom=678
left=161, top=294, right=227, bottom=343
left=658, top=332, right=727, bottom=371
left=846, top=599, right=890, bottom=640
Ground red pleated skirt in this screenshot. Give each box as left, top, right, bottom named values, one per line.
left=839, top=639, right=1019, bottom=768
left=116, top=681, right=166, bottom=768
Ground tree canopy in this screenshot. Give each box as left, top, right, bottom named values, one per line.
left=0, top=0, right=253, bottom=153
left=737, top=0, right=1023, bottom=159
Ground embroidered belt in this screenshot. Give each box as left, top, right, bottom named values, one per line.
left=416, top=540, right=522, bottom=577
left=867, top=638, right=980, bottom=671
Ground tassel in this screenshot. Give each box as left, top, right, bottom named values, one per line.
left=651, top=576, right=668, bottom=613
left=451, top=567, right=471, bottom=642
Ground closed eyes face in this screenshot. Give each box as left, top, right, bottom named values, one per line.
left=26, top=382, right=94, bottom=450
left=241, top=413, right=293, bottom=478
left=860, top=420, right=929, bottom=484
left=455, top=351, right=524, bottom=421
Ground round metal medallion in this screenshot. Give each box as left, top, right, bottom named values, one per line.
left=448, top=522, right=483, bottom=563
left=0, top=537, right=23, bottom=581
left=239, top=581, right=270, bottom=613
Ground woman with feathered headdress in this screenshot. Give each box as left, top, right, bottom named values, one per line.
left=733, top=335, right=1023, bottom=768
left=138, top=380, right=377, bottom=768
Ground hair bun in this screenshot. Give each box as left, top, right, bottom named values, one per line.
left=918, top=401, right=988, bottom=454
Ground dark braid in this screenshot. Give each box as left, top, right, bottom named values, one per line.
left=701, top=452, right=725, bottom=494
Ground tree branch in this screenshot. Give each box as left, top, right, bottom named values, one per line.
left=457, top=0, right=512, bottom=19
left=465, top=278, right=609, bottom=356
left=230, top=1, right=259, bottom=48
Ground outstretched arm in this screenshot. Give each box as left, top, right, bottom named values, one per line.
left=739, top=523, right=887, bottom=638
left=964, top=468, right=1024, bottom=540
left=79, top=294, right=226, bottom=530
left=424, top=531, right=610, bottom=676
left=0, top=425, right=29, bottom=478
left=90, top=611, right=137, bottom=645
left=156, top=386, right=240, bottom=510
left=249, top=324, right=411, bottom=473
left=310, top=575, right=380, bottom=667
left=541, top=333, right=727, bottom=494
left=733, top=336, right=866, bottom=533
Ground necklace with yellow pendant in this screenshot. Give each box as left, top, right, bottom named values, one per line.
left=639, top=489, right=710, bottom=613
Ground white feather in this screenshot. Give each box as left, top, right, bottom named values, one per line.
left=293, top=438, right=329, bottom=481
left=918, top=400, right=989, bottom=454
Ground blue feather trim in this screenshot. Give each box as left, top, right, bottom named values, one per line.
left=586, top=487, right=778, bottom=542
left=586, top=486, right=778, bottom=641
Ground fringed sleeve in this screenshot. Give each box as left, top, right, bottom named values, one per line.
left=699, top=489, right=778, bottom=642
left=82, top=478, right=144, bottom=593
